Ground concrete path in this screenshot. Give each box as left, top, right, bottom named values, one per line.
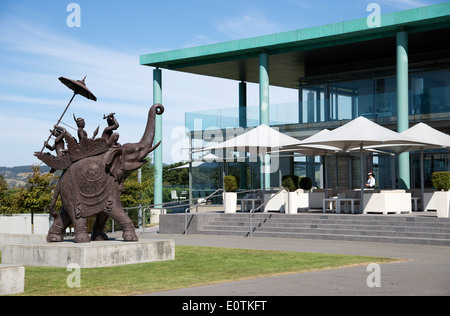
left=134, top=229, right=450, bottom=296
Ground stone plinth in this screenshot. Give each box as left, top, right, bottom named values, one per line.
left=1, top=239, right=175, bottom=268
left=0, top=264, right=25, bottom=295
left=0, top=233, right=47, bottom=250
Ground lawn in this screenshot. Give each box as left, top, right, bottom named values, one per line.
left=2, top=246, right=400, bottom=296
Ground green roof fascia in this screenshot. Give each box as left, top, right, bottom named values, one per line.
left=140, top=2, right=450, bottom=69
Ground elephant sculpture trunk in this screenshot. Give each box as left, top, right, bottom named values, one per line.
left=35, top=103, right=164, bottom=243
left=120, top=104, right=164, bottom=172
left=138, top=103, right=164, bottom=158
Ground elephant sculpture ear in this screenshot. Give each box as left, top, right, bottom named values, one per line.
left=104, top=147, right=123, bottom=180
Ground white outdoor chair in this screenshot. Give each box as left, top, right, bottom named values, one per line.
left=171, top=190, right=179, bottom=201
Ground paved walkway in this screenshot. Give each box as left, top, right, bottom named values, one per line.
left=134, top=228, right=450, bottom=296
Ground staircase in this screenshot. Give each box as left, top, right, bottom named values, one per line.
left=197, top=212, right=450, bottom=246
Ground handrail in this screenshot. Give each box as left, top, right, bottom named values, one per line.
left=249, top=187, right=285, bottom=237
left=184, top=188, right=224, bottom=234
left=121, top=201, right=191, bottom=234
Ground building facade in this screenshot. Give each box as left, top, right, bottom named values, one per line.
left=141, top=3, right=450, bottom=199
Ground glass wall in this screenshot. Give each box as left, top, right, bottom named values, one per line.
left=186, top=67, right=450, bottom=191
left=293, top=155, right=321, bottom=188
left=300, top=68, right=450, bottom=123
left=411, top=70, right=450, bottom=115
left=300, top=77, right=397, bottom=122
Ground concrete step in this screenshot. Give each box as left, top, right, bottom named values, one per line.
left=196, top=212, right=450, bottom=246
left=207, top=219, right=450, bottom=232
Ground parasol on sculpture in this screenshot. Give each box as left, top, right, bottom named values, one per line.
left=40, top=76, right=97, bottom=152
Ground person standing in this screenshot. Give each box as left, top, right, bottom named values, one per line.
left=365, top=171, right=376, bottom=188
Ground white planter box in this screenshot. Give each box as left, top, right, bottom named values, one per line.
left=264, top=190, right=286, bottom=212
left=423, top=192, right=438, bottom=211
left=296, top=189, right=309, bottom=210
left=224, top=192, right=237, bottom=213
left=284, top=192, right=298, bottom=214
left=363, top=190, right=411, bottom=214
left=434, top=191, right=450, bottom=218
left=308, top=191, right=325, bottom=209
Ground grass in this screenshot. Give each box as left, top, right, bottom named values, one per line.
left=2, top=246, right=400, bottom=296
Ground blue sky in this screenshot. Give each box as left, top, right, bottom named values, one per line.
left=0, top=0, right=446, bottom=167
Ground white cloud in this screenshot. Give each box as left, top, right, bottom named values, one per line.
left=183, top=35, right=217, bottom=48
left=0, top=18, right=239, bottom=166
left=214, top=10, right=281, bottom=40
left=377, top=0, right=433, bottom=10
left=0, top=15, right=299, bottom=167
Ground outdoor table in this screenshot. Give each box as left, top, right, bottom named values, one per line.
left=337, top=198, right=360, bottom=214
left=323, top=197, right=338, bottom=213
left=238, top=198, right=262, bottom=212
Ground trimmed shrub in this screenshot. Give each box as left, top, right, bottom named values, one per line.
left=431, top=171, right=450, bottom=191
left=282, top=175, right=297, bottom=192
left=299, top=177, right=313, bottom=191
left=224, top=175, right=238, bottom=192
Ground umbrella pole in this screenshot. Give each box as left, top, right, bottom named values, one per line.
left=360, top=144, right=364, bottom=214
left=420, top=147, right=424, bottom=211
left=40, top=92, right=77, bottom=153
left=262, top=154, right=266, bottom=207
left=324, top=155, right=328, bottom=199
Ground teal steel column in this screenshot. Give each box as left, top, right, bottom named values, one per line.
left=259, top=52, right=270, bottom=189
left=259, top=53, right=270, bottom=125
left=397, top=31, right=410, bottom=189
left=239, top=81, right=248, bottom=189
left=239, top=81, right=247, bottom=128
left=153, top=68, right=163, bottom=207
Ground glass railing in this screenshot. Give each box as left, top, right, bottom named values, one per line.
left=185, top=87, right=450, bottom=132
left=185, top=102, right=301, bottom=131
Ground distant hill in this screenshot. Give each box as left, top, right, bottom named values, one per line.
left=0, top=165, right=51, bottom=188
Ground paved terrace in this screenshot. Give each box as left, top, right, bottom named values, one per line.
left=127, top=223, right=450, bottom=296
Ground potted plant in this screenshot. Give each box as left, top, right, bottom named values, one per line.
left=282, top=175, right=298, bottom=214
left=223, top=175, right=238, bottom=213
left=432, top=172, right=450, bottom=218
left=299, top=177, right=313, bottom=191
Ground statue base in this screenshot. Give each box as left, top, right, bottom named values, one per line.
left=0, top=264, right=25, bottom=295
left=0, top=233, right=47, bottom=250
left=1, top=239, right=175, bottom=268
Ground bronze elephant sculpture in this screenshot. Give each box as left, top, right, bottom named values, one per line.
left=35, top=103, right=164, bottom=243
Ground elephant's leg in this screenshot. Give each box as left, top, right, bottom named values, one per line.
left=108, top=200, right=138, bottom=242
left=58, top=186, right=90, bottom=243
left=72, top=216, right=90, bottom=243
left=91, top=212, right=109, bottom=241
left=47, top=208, right=72, bottom=242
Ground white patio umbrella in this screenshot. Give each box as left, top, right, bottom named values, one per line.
left=198, top=124, right=303, bottom=205
left=362, top=122, right=450, bottom=205
left=199, top=124, right=302, bottom=187
left=273, top=129, right=342, bottom=197
left=298, top=116, right=425, bottom=212
left=170, top=153, right=221, bottom=169
left=200, top=124, right=302, bottom=154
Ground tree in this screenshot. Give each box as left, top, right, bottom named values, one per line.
left=0, top=174, right=7, bottom=198
left=163, top=162, right=188, bottom=186
left=121, top=158, right=156, bottom=207
left=16, top=164, right=59, bottom=214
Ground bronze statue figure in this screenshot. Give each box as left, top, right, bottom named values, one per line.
left=44, top=126, right=67, bottom=156
left=35, top=103, right=164, bottom=243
